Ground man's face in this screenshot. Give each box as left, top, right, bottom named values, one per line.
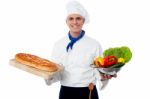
left=66, top=14, right=85, bottom=37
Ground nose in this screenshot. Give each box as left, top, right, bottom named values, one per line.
left=73, top=19, right=77, bottom=24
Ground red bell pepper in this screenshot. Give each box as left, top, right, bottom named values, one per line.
left=103, top=55, right=117, bottom=68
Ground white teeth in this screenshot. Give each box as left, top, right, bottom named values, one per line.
left=73, top=25, right=78, bottom=28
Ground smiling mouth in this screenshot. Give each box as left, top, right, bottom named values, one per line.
left=71, top=25, right=80, bottom=28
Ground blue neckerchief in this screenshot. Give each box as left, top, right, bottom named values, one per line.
left=66, top=30, right=85, bottom=52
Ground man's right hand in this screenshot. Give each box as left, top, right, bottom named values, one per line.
left=45, top=77, right=54, bottom=85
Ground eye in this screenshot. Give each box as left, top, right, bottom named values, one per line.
left=76, top=17, right=82, bottom=20
left=68, top=17, right=74, bottom=21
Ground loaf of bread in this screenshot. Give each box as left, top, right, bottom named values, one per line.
left=15, top=53, right=58, bottom=72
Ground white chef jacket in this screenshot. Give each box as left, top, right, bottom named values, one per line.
left=46, top=34, right=107, bottom=88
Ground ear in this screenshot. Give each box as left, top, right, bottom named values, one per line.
left=66, top=19, right=70, bottom=27
left=66, top=19, right=68, bottom=25
left=66, top=17, right=68, bottom=24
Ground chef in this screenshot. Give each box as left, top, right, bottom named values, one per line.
left=45, top=1, right=113, bottom=99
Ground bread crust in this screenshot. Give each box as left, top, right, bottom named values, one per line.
left=15, top=53, right=58, bottom=72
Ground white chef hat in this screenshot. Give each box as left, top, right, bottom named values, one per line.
left=66, top=1, right=89, bottom=23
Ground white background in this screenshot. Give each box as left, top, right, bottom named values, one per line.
left=0, top=0, right=150, bottom=99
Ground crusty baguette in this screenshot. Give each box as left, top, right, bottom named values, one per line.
left=15, top=53, right=58, bottom=72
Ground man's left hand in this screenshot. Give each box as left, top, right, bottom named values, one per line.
left=100, top=73, right=117, bottom=81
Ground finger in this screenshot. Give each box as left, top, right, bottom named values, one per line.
left=100, top=74, right=106, bottom=80
left=101, top=75, right=109, bottom=81
left=107, top=75, right=112, bottom=79
left=103, top=74, right=109, bottom=80
left=113, top=74, right=117, bottom=78
left=104, top=74, right=111, bottom=80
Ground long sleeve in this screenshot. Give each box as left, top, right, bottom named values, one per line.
left=44, top=43, right=63, bottom=86
left=93, top=43, right=110, bottom=90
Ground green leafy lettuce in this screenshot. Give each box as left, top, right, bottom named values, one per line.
left=103, top=46, right=132, bottom=63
